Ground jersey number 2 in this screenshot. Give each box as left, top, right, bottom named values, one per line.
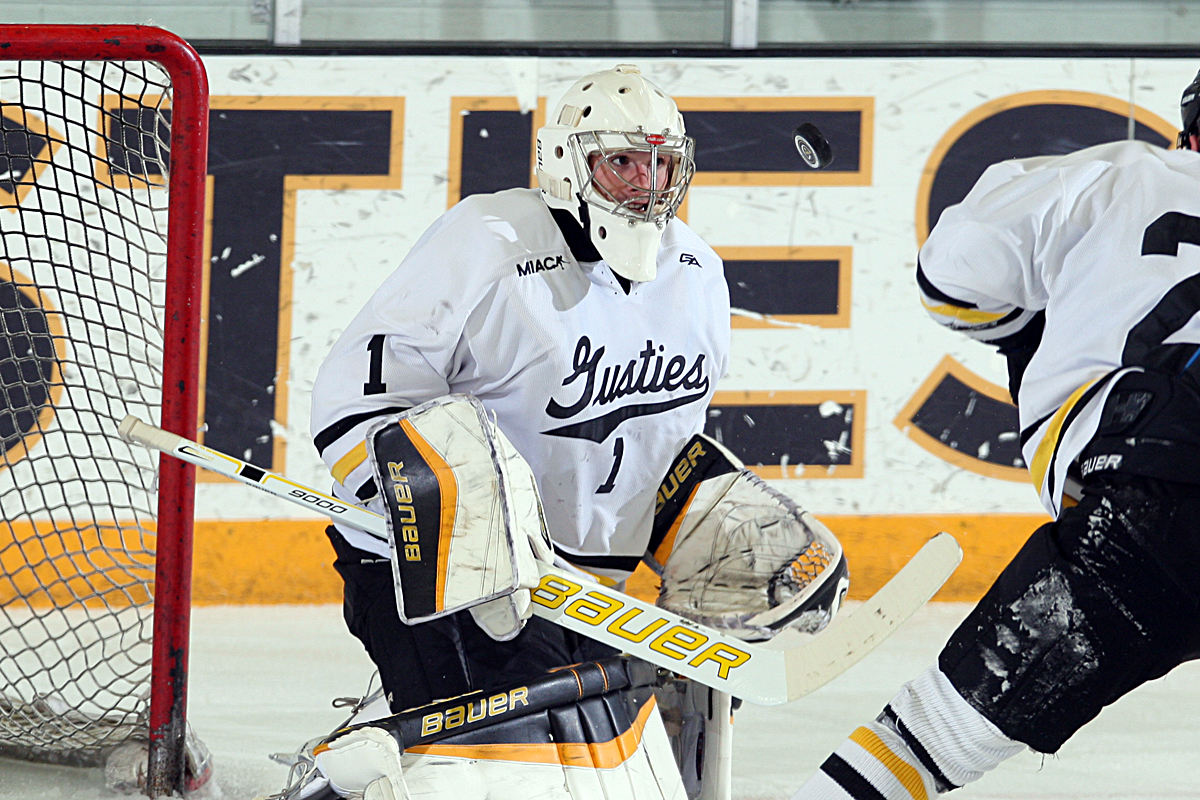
left=1128, top=212, right=1200, bottom=370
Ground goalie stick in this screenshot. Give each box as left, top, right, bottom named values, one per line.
left=120, top=414, right=961, bottom=706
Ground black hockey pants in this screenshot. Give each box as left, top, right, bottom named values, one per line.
left=938, top=473, right=1200, bottom=753
left=327, top=526, right=618, bottom=714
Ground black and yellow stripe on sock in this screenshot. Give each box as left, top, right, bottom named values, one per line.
left=796, top=721, right=937, bottom=800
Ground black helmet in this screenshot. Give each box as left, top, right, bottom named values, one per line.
left=1179, top=69, right=1200, bottom=149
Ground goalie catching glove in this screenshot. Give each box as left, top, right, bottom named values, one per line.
left=365, top=395, right=555, bottom=642
left=649, top=434, right=849, bottom=641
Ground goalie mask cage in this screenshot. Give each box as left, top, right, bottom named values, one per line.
left=0, top=26, right=207, bottom=796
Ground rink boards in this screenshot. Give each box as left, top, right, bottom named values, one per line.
left=3, top=54, right=1194, bottom=603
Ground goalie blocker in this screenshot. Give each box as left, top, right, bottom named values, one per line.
left=650, top=434, right=850, bottom=642
left=307, top=657, right=686, bottom=800
left=364, top=395, right=556, bottom=642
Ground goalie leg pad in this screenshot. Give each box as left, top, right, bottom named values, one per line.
left=653, top=679, right=733, bottom=800
left=653, top=434, right=849, bottom=641
left=316, top=657, right=685, bottom=800
left=314, top=727, right=408, bottom=800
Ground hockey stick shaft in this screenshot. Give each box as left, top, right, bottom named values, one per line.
left=120, top=414, right=960, bottom=705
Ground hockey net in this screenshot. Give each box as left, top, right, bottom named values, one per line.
left=0, top=26, right=207, bottom=793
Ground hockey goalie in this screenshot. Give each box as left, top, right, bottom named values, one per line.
left=287, top=63, right=850, bottom=800
left=278, top=397, right=847, bottom=800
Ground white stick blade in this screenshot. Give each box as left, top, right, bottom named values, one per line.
left=783, top=532, right=962, bottom=701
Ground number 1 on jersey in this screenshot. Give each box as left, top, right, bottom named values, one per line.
left=364, top=334, right=387, bottom=395
left=596, top=437, right=624, bottom=494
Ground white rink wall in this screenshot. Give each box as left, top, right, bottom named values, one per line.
left=188, top=55, right=1196, bottom=520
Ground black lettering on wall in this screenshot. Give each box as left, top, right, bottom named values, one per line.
left=460, top=110, right=534, bottom=198
left=448, top=96, right=874, bottom=209
left=102, top=101, right=170, bottom=186
left=1, top=108, right=58, bottom=206
left=448, top=97, right=544, bottom=206
left=918, top=91, right=1175, bottom=244
left=0, top=265, right=63, bottom=469
left=205, top=106, right=395, bottom=468
left=104, top=97, right=404, bottom=471
left=906, top=93, right=1177, bottom=480
left=677, top=98, right=873, bottom=187
left=727, top=260, right=838, bottom=314
left=716, top=246, right=851, bottom=328
left=706, top=391, right=864, bottom=479
left=686, top=110, right=860, bottom=173
left=895, top=356, right=1026, bottom=482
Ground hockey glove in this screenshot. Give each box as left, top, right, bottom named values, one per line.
left=365, top=395, right=555, bottom=642
left=649, top=434, right=849, bottom=641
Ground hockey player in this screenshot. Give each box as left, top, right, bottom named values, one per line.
left=304, top=65, right=848, bottom=799
left=790, top=73, right=1200, bottom=800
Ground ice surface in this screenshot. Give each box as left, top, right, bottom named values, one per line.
left=1, top=602, right=1197, bottom=799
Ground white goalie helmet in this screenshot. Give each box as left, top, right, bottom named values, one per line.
left=536, top=64, right=696, bottom=282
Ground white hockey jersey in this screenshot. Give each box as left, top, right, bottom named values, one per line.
left=919, top=140, right=1200, bottom=517
left=310, top=188, right=730, bottom=580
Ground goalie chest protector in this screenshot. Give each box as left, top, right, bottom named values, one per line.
left=311, top=188, right=730, bottom=578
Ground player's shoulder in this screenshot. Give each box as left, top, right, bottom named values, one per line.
left=659, top=218, right=722, bottom=274
left=438, top=188, right=562, bottom=251
left=404, top=188, right=570, bottom=280
left=1001, top=140, right=1193, bottom=182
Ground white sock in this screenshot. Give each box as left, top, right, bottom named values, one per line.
left=790, top=665, right=1025, bottom=800
left=885, top=665, right=1025, bottom=790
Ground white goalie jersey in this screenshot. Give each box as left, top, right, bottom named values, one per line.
left=919, top=140, right=1200, bottom=516
left=310, top=187, right=730, bottom=580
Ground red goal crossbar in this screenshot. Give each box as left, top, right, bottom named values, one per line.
left=0, top=25, right=208, bottom=797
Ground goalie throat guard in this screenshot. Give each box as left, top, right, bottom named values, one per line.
left=537, top=64, right=695, bottom=282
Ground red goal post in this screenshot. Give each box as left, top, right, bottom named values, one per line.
left=0, top=25, right=207, bottom=796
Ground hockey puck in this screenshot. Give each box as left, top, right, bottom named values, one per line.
left=793, top=122, right=834, bottom=170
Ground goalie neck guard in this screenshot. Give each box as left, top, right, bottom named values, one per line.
left=536, top=64, right=695, bottom=283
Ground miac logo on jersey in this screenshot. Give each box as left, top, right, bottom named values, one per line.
left=516, top=254, right=565, bottom=276
left=541, top=335, right=709, bottom=443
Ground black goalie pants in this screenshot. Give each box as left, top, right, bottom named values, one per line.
left=938, top=474, right=1200, bottom=754
left=327, top=527, right=618, bottom=714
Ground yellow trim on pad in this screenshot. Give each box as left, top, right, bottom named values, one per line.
left=1029, top=379, right=1099, bottom=492
left=399, top=418, right=459, bottom=612
left=920, top=299, right=1009, bottom=325
left=330, top=440, right=368, bottom=486
left=405, top=696, right=656, bottom=768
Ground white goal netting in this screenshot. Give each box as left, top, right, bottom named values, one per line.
left=1, top=58, right=174, bottom=766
